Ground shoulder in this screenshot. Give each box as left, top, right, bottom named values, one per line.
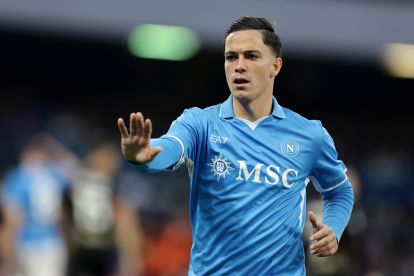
left=179, top=103, right=221, bottom=121
left=4, top=168, right=23, bottom=185
left=186, top=103, right=220, bottom=115
left=3, top=168, right=25, bottom=195
left=282, top=107, right=323, bottom=134
left=282, top=108, right=338, bottom=152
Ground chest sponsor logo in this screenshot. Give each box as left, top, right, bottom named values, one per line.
left=208, top=154, right=234, bottom=181
left=281, top=140, right=300, bottom=157
left=208, top=155, right=299, bottom=188
left=210, top=134, right=229, bottom=144
left=235, top=161, right=299, bottom=188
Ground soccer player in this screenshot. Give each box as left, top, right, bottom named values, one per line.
left=1, top=134, right=69, bottom=276
left=117, top=16, right=354, bottom=275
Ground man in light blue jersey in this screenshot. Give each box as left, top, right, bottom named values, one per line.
left=1, top=134, right=68, bottom=275
left=117, top=16, right=354, bottom=275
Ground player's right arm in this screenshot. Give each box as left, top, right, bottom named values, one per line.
left=118, top=112, right=185, bottom=171
left=117, top=112, right=163, bottom=164
left=118, top=108, right=202, bottom=171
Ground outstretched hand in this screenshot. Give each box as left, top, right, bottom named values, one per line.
left=308, top=211, right=338, bottom=257
left=117, top=112, right=162, bottom=164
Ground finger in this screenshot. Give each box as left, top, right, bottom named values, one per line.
left=310, top=238, right=336, bottom=254
left=310, top=233, right=335, bottom=250
left=143, top=119, right=153, bottom=141
left=311, top=227, right=333, bottom=242
left=130, top=113, right=137, bottom=136
left=314, top=248, right=333, bottom=257
left=313, top=243, right=338, bottom=257
left=147, top=146, right=163, bottom=161
left=117, top=118, right=129, bottom=138
left=136, top=112, right=145, bottom=137
left=315, top=241, right=337, bottom=256
left=308, top=211, right=320, bottom=234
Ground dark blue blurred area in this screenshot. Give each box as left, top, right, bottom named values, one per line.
left=1, top=27, right=414, bottom=275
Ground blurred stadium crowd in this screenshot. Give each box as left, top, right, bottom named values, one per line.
left=0, top=112, right=192, bottom=276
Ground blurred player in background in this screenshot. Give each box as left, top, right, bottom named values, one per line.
left=118, top=16, right=354, bottom=275
left=65, top=140, right=143, bottom=276
left=0, top=134, right=69, bottom=276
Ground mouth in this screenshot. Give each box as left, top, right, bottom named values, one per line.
left=233, top=77, right=250, bottom=88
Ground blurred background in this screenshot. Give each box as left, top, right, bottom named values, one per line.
left=1, top=0, right=414, bottom=275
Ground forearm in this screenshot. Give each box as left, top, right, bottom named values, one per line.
left=130, top=137, right=183, bottom=171
left=1, top=210, right=20, bottom=274
left=114, top=199, right=144, bottom=275
left=321, top=180, right=354, bottom=242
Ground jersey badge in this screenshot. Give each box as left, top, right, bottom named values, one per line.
left=281, top=140, right=300, bottom=157
left=208, top=154, right=234, bottom=181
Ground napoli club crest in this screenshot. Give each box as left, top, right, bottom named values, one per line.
left=281, top=140, right=300, bottom=157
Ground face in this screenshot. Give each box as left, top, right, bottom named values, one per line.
left=224, top=30, right=282, bottom=103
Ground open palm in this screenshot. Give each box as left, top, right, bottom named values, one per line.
left=117, top=112, right=162, bottom=164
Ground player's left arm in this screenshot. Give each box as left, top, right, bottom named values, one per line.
left=308, top=122, right=355, bottom=257
left=308, top=180, right=354, bottom=256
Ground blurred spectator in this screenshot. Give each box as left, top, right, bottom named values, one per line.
left=143, top=215, right=191, bottom=276
left=359, top=151, right=414, bottom=275
left=118, top=167, right=191, bottom=276
left=65, top=140, right=143, bottom=276
left=44, top=112, right=96, bottom=158
left=0, top=133, right=69, bottom=276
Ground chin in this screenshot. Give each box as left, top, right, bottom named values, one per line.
left=231, top=91, right=251, bottom=103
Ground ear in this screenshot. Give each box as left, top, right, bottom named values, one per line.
left=271, top=57, right=283, bottom=78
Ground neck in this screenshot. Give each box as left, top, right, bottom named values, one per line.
left=232, top=94, right=273, bottom=122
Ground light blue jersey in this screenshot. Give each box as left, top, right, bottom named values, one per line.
left=3, top=163, right=68, bottom=248
left=137, top=95, right=354, bottom=276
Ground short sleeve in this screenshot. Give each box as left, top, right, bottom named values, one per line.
left=310, top=122, right=348, bottom=193
left=2, top=171, right=24, bottom=211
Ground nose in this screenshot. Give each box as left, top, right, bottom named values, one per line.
left=235, top=56, right=246, bottom=73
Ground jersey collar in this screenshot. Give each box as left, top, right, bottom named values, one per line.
left=219, top=95, right=285, bottom=119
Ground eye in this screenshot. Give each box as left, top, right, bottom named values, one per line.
left=246, top=53, right=258, bottom=60
left=225, top=54, right=237, bottom=61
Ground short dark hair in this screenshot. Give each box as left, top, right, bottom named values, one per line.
left=225, top=16, right=282, bottom=57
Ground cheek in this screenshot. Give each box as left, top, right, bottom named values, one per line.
left=257, top=68, right=269, bottom=81
left=260, top=66, right=272, bottom=79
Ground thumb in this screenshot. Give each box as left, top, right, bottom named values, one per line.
left=308, top=211, right=320, bottom=232
left=147, top=146, right=163, bottom=161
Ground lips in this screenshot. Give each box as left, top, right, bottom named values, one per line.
left=233, top=77, right=249, bottom=84
left=233, top=77, right=250, bottom=89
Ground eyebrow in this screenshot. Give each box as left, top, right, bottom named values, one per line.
left=224, top=50, right=262, bottom=55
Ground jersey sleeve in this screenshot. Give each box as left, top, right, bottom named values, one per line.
left=310, top=122, right=348, bottom=192
left=162, top=108, right=203, bottom=164
left=131, top=108, right=203, bottom=172
left=2, top=171, right=24, bottom=211
left=310, top=121, right=354, bottom=241
left=130, top=137, right=183, bottom=171
left=320, top=180, right=354, bottom=241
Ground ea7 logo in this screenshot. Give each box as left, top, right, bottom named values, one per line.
left=210, top=134, right=229, bottom=144
left=235, top=161, right=298, bottom=188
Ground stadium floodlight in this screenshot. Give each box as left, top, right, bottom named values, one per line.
left=383, top=43, right=414, bottom=79
left=128, top=24, right=200, bottom=61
